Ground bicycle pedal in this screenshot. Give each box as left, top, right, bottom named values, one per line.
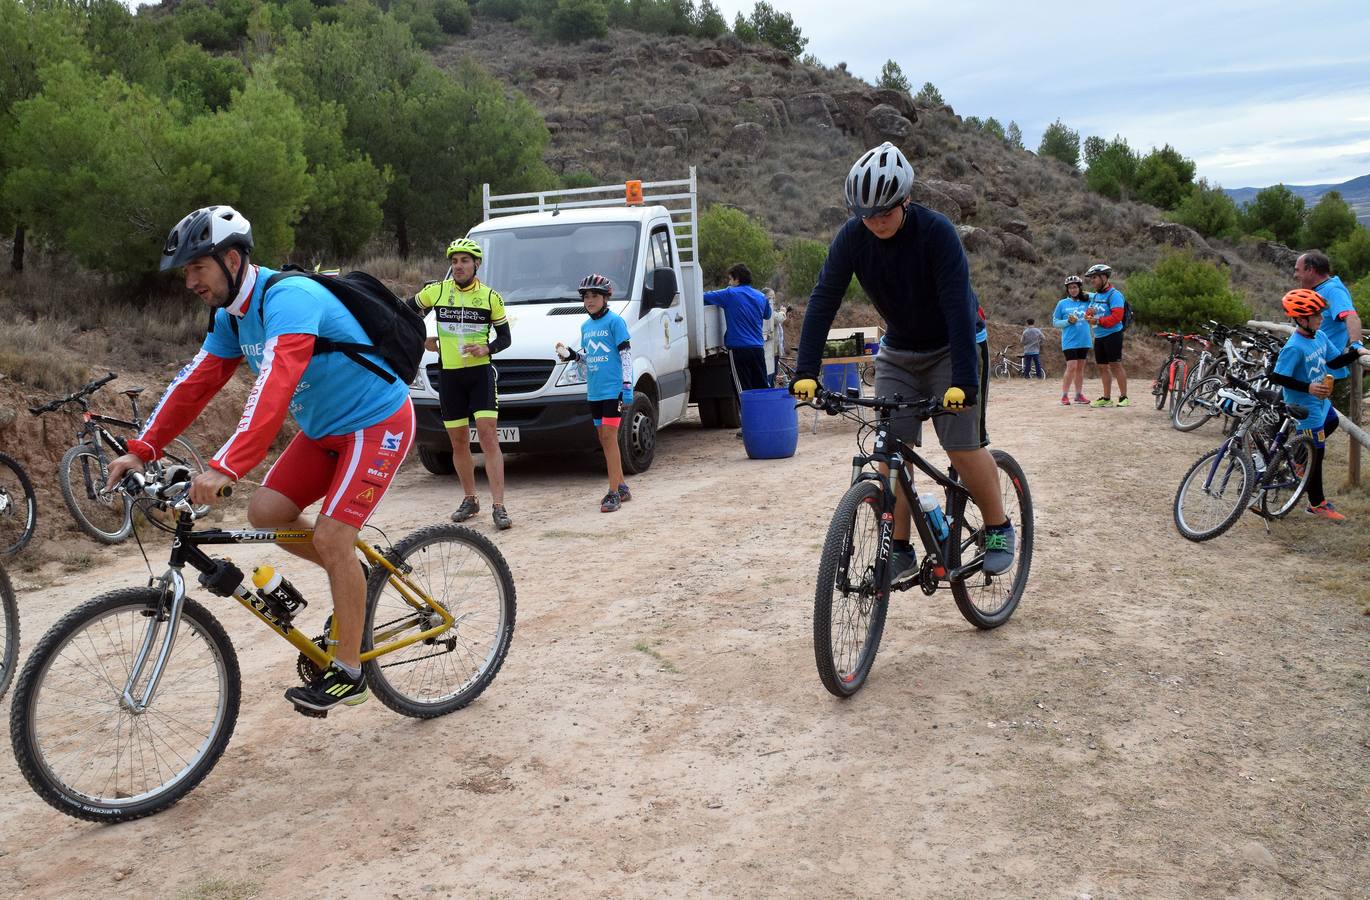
left=292, top=703, right=328, bottom=719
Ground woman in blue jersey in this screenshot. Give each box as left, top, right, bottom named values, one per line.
left=555, top=274, right=635, bottom=512
left=1051, top=275, right=1093, bottom=405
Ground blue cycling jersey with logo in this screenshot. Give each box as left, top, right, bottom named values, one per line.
left=1274, top=329, right=1335, bottom=431
left=1091, top=287, right=1126, bottom=338
left=1052, top=297, right=1094, bottom=350
left=202, top=267, right=410, bottom=438
left=577, top=310, right=632, bottom=401
left=1314, top=275, right=1356, bottom=378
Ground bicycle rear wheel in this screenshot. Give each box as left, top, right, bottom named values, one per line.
left=0, top=565, right=17, bottom=700
left=9, top=588, right=240, bottom=822
left=363, top=524, right=516, bottom=718
left=813, top=480, right=889, bottom=697
left=1173, top=444, right=1254, bottom=541
left=57, top=444, right=131, bottom=543
left=948, top=450, right=1033, bottom=629
left=1172, top=376, right=1221, bottom=432
left=0, top=452, right=38, bottom=557
left=1259, top=435, right=1314, bottom=519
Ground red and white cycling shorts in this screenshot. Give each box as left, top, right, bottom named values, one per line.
left=262, top=400, right=415, bottom=529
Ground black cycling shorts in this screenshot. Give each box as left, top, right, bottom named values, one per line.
left=1063, top=347, right=1089, bottom=361
left=588, top=398, right=622, bottom=422
left=1094, top=331, right=1124, bottom=365
left=439, top=365, right=499, bottom=427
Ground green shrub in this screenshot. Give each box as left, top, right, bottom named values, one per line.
left=1170, top=179, right=1240, bottom=239
left=550, top=0, right=608, bottom=42
left=1037, top=118, right=1079, bottom=167
left=434, top=0, right=473, bottom=34
left=560, top=170, right=599, bottom=189
left=1084, top=135, right=1138, bottom=201
left=480, top=0, right=526, bottom=20
left=1134, top=144, right=1195, bottom=210
left=914, top=82, right=943, bottom=106
left=699, top=204, right=777, bottom=287
left=1126, top=250, right=1250, bottom=332
left=1329, top=225, right=1370, bottom=283
left=1240, top=184, right=1304, bottom=246
left=693, top=0, right=727, bottom=37
left=877, top=60, right=910, bottom=93
left=1301, top=191, right=1357, bottom=251
left=783, top=237, right=862, bottom=301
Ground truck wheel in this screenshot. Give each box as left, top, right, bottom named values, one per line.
left=619, top=391, right=657, bottom=475
left=698, top=398, right=720, bottom=428
left=714, top=391, right=741, bottom=429
left=418, top=445, right=456, bottom=476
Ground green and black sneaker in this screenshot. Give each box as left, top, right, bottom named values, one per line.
left=285, top=665, right=369, bottom=715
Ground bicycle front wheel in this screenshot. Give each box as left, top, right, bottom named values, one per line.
left=9, top=588, right=240, bottom=822
left=1172, top=376, right=1221, bottom=432
left=813, top=479, right=889, bottom=697
left=1173, top=444, right=1254, bottom=541
left=0, top=452, right=38, bottom=557
left=0, top=565, right=17, bottom=700
left=58, top=444, right=131, bottom=543
left=948, top=449, right=1033, bottom=629
left=364, top=524, right=516, bottom=718
left=1260, top=435, right=1314, bottom=519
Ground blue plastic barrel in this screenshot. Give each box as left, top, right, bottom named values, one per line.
left=821, top=362, right=859, bottom=394
left=740, top=388, right=799, bottom=459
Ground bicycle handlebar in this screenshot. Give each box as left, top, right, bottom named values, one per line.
left=120, top=469, right=232, bottom=518
left=28, top=372, right=117, bottom=416
left=800, top=385, right=950, bottom=419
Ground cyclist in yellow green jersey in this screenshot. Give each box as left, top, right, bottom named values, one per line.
left=413, top=238, right=513, bottom=529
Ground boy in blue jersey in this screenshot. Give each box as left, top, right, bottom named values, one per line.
left=555, top=274, right=635, bottom=512
left=1052, top=275, right=1093, bottom=404
left=1266, top=289, right=1369, bottom=520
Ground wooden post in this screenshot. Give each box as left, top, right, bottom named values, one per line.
left=1351, top=360, right=1364, bottom=487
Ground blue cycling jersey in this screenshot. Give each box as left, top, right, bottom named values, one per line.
left=203, top=267, right=410, bottom=438
left=1274, top=329, right=1336, bottom=431
left=1052, top=297, right=1094, bottom=350
left=575, top=310, right=633, bottom=402
left=1314, top=275, right=1356, bottom=378
left=1091, top=287, right=1126, bottom=337
left=703, top=284, right=771, bottom=348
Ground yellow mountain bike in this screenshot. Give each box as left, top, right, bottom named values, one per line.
left=9, top=470, right=515, bottom=822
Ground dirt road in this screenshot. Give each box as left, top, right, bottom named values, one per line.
left=2, top=380, right=1366, bottom=898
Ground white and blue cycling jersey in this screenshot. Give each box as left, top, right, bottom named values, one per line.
left=574, top=309, right=633, bottom=402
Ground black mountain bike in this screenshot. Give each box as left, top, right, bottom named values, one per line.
left=1173, top=374, right=1314, bottom=541
left=0, top=563, right=16, bottom=700
left=30, top=373, right=208, bottom=543
left=804, top=387, right=1033, bottom=697
left=0, top=452, right=38, bottom=556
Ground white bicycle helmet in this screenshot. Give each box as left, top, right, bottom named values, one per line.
left=1084, top=263, right=1112, bottom=278
left=844, top=142, right=915, bottom=218
left=160, top=205, right=254, bottom=271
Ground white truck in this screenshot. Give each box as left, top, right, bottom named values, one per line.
left=409, top=170, right=778, bottom=475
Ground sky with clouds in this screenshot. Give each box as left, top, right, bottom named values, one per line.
left=711, top=0, right=1370, bottom=189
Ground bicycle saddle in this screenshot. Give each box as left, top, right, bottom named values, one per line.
left=121, top=387, right=145, bottom=397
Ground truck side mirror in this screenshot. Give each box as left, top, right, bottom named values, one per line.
left=643, top=266, right=678, bottom=310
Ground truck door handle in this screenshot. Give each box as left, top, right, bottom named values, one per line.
left=674, top=315, right=684, bottom=322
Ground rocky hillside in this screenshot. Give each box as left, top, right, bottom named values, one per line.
left=435, top=22, right=1295, bottom=322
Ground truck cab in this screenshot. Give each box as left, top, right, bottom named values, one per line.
left=409, top=170, right=775, bottom=475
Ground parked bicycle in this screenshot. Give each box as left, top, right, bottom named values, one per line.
left=29, top=373, right=208, bottom=543
left=1172, top=325, right=1278, bottom=433
left=1150, top=332, right=1194, bottom=412
left=0, top=563, right=16, bottom=700
left=991, top=346, right=1046, bottom=380
left=9, top=467, right=517, bottom=822
left=1173, top=374, right=1314, bottom=542
left=0, top=452, right=38, bottom=557
left=803, top=386, right=1033, bottom=698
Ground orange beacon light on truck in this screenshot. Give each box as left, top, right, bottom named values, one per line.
left=625, top=180, right=643, bottom=205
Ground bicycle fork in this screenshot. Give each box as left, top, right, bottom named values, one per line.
left=121, top=568, right=189, bottom=714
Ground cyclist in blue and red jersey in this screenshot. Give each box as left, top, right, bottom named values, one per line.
left=790, top=142, right=1015, bottom=581
left=1266, top=288, right=1369, bottom=521
left=106, top=205, right=414, bottom=715
left=1084, top=263, right=1129, bottom=407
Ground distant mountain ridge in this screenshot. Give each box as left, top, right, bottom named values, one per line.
left=1223, top=174, right=1370, bottom=225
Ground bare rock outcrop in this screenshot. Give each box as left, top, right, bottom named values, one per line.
left=997, top=231, right=1041, bottom=263
left=1148, top=223, right=1220, bottom=260
left=958, top=225, right=1002, bottom=254
left=1256, top=240, right=1299, bottom=271
left=786, top=93, right=837, bottom=128
left=727, top=122, right=767, bottom=160
left=863, top=104, right=915, bottom=149
left=924, top=179, right=977, bottom=219
left=910, top=182, right=961, bottom=224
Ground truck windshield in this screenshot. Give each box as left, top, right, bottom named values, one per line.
left=478, top=222, right=641, bottom=304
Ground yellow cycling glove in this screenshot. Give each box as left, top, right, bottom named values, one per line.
left=942, top=386, right=967, bottom=410
left=791, top=378, right=819, bottom=401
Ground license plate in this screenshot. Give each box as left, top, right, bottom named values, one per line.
left=469, top=426, right=519, bottom=444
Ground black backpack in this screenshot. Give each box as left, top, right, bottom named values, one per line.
left=1121, top=299, right=1136, bottom=331
left=227, top=265, right=425, bottom=385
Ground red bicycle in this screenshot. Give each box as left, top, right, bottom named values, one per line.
left=1151, top=332, right=1194, bottom=412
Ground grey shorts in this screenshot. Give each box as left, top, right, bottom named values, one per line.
left=873, top=343, right=986, bottom=452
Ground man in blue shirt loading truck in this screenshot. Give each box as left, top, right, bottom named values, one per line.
left=704, top=263, right=773, bottom=392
